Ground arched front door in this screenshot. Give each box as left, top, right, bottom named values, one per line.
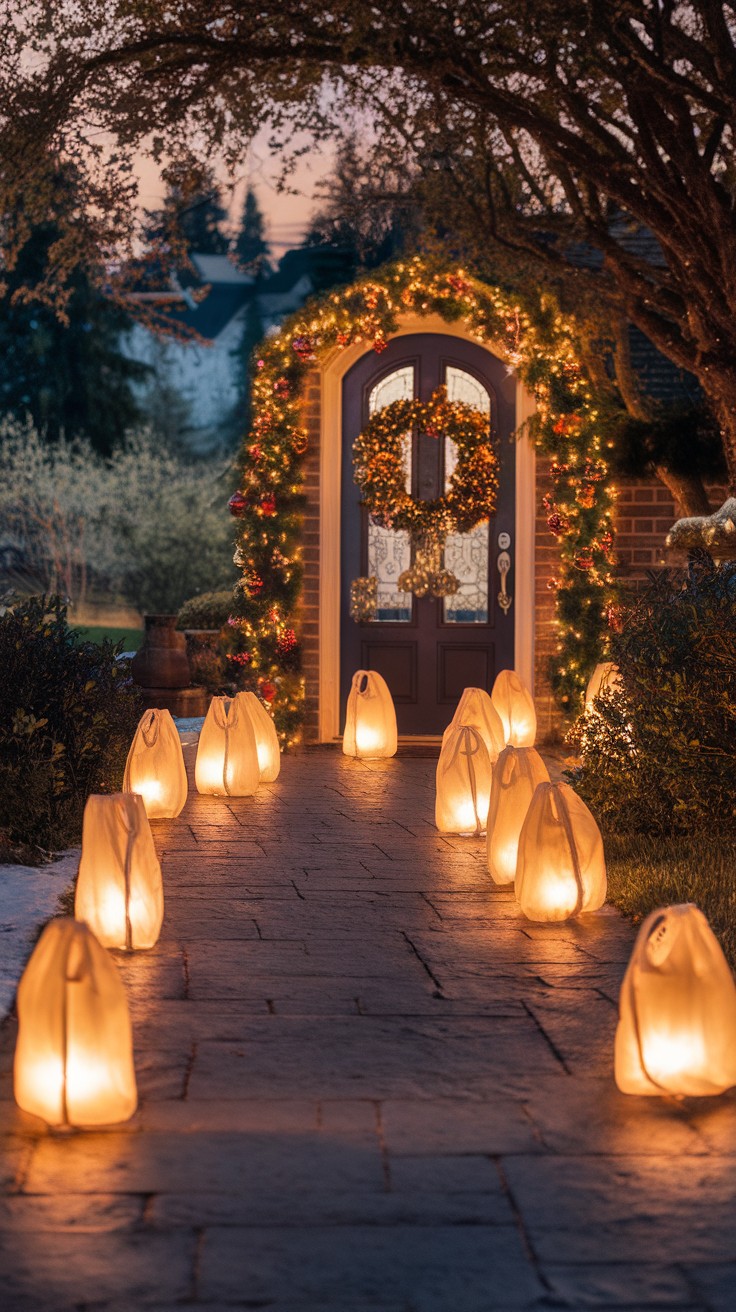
left=340, top=334, right=516, bottom=735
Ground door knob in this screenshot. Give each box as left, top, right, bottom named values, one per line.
left=497, top=550, right=512, bottom=614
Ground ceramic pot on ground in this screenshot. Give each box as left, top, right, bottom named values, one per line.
left=131, top=615, right=191, bottom=690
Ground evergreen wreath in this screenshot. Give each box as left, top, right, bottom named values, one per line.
left=353, top=385, right=498, bottom=539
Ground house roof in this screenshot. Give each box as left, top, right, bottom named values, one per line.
left=191, top=254, right=254, bottom=286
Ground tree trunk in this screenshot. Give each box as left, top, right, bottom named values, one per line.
left=651, top=465, right=713, bottom=518
left=611, top=318, right=715, bottom=516
left=707, top=392, right=736, bottom=497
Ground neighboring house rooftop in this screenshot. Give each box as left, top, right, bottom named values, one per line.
left=190, top=254, right=253, bottom=286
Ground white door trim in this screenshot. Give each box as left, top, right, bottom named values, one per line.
left=318, top=313, right=536, bottom=742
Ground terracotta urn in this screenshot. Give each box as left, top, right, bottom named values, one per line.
left=131, top=615, right=191, bottom=690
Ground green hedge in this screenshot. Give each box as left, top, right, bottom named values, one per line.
left=176, top=590, right=234, bottom=631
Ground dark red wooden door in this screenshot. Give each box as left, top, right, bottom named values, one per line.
left=340, top=334, right=516, bottom=735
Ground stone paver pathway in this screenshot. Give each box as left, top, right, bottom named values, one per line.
left=2, top=753, right=736, bottom=1311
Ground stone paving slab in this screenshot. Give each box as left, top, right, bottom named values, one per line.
left=1, top=752, right=735, bottom=1310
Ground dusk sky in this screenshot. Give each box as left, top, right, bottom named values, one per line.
left=135, top=126, right=331, bottom=256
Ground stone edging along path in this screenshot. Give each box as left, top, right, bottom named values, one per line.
left=1, top=750, right=735, bottom=1312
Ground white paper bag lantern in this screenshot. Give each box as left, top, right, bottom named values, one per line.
left=486, top=746, right=550, bottom=885
left=585, top=661, right=622, bottom=713
left=615, top=904, right=736, bottom=1097
left=491, top=669, right=537, bottom=746
left=516, top=781, right=606, bottom=921
left=123, top=707, right=187, bottom=818
left=343, top=670, right=398, bottom=759
left=450, top=687, right=505, bottom=765
left=237, top=690, right=281, bottom=781
left=195, top=695, right=260, bottom=796
left=75, top=793, right=164, bottom=950
left=435, top=724, right=492, bottom=835
left=14, top=917, right=137, bottom=1128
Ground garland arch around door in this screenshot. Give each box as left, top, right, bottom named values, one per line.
left=224, top=256, right=617, bottom=745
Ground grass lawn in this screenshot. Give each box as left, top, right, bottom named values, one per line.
left=606, top=832, right=736, bottom=967
left=70, top=624, right=143, bottom=651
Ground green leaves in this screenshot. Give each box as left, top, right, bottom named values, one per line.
left=572, top=559, right=736, bottom=836
left=0, top=593, right=144, bottom=851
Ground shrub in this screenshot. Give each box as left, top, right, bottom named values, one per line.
left=0, top=594, right=143, bottom=855
left=570, top=554, right=736, bottom=834
left=0, top=420, right=237, bottom=614
left=176, top=590, right=234, bottom=630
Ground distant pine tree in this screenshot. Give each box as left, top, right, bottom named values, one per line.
left=233, top=188, right=271, bottom=276
left=0, top=161, right=147, bottom=454
left=178, top=186, right=229, bottom=255
left=146, top=171, right=230, bottom=256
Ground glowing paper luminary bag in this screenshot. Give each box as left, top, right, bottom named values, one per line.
left=450, top=687, right=505, bottom=766
left=516, top=781, right=606, bottom=922
left=615, top=904, right=736, bottom=1097
left=75, top=793, right=164, bottom=950
left=585, top=662, right=622, bottom=713
left=435, top=724, right=492, bottom=835
left=123, top=707, right=188, bottom=818
left=237, top=690, right=281, bottom=781
left=486, top=746, right=550, bottom=886
left=342, top=670, right=398, bottom=759
left=14, top=917, right=137, bottom=1128
left=195, top=695, right=260, bottom=796
left=491, top=669, right=537, bottom=747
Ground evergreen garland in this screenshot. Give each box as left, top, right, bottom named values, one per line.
left=226, top=257, right=617, bottom=741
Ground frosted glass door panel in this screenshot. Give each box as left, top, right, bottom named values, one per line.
left=444, top=366, right=491, bottom=623
left=367, top=366, right=414, bottom=622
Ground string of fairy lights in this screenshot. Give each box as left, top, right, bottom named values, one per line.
left=225, top=257, right=617, bottom=740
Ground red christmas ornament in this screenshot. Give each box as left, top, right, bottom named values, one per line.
left=547, top=511, right=570, bottom=537
left=292, top=335, right=315, bottom=362
left=554, top=414, right=582, bottom=437
left=574, top=549, right=594, bottom=571
left=228, top=651, right=251, bottom=666
left=292, top=429, right=308, bottom=455
left=336, top=332, right=350, bottom=348
left=259, top=494, right=277, bottom=517
left=447, top=274, right=470, bottom=295
left=260, top=680, right=277, bottom=703
left=273, top=377, right=290, bottom=396
left=276, top=628, right=297, bottom=657
left=228, top=491, right=248, bottom=518
left=373, top=334, right=388, bottom=354
left=248, top=444, right=262, bottom=463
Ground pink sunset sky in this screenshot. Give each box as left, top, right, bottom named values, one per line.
left=134, top=127, right=331, bottom=257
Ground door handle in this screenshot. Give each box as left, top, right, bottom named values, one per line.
left=497, top=550, right=512, bottom=614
